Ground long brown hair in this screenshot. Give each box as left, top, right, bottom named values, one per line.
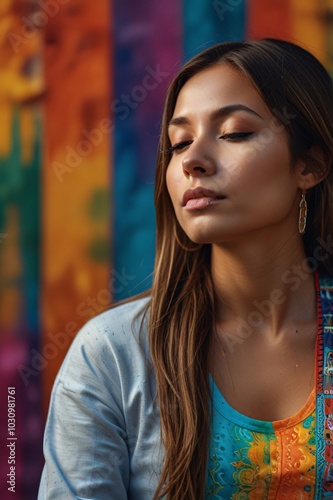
left=147, top=39, right=333, bottom=499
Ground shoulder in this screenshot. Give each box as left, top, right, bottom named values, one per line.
left=57, top=297, right=152, bottom=393
left=74, top=296, right=150, bottom=349
left=40, top=296, right=159, bottom=499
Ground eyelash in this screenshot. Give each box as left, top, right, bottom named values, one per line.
left=221, top=132, right=253, bottom=141
left=166, top=132, right=253, bottom=154
left=167, top=141, right=192, bottom=154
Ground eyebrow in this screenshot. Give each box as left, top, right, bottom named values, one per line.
left=168, top=104, right=263, bottom=127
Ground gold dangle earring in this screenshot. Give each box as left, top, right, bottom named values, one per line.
left=298, top=190, right=308, bottom=234
left=173, top=225, right=203, bottom=252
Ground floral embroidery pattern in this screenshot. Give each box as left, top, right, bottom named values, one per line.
left=207, top=412, right=315, bottom=499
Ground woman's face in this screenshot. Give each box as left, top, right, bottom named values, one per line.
left=166, top=64, right=304, bottom=245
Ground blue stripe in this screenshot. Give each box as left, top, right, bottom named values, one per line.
left=183, top=0, right=246, bottom=62
left=113, top=0, right=182, bottom=300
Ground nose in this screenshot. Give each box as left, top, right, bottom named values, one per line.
left=182, top=143, right=216, bottom=178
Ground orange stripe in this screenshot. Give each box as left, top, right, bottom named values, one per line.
left=290, top=0, right=327, bottom=65
left=247, top=0, right=292, bottom=40
left=247, top=0, right=329, bottom=66
left=41, top=0, right=112, bottom=415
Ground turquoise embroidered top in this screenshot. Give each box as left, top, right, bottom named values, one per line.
left=206, top=273, right=333, bottom=499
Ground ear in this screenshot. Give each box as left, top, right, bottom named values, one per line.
left=295, top=145, right=330, bottom=190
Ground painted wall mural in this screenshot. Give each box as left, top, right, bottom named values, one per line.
left=0, top=0, right=332, bottom=497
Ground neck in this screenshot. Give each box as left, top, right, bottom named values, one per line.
left=211, top=230, right=317, bottom=336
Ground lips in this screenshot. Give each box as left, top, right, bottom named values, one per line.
left=182, top=187, right=225, bottom=207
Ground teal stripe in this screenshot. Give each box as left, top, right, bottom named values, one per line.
left=0, top=108, right=41, bottom=332
left=20, top=110, right=41, bottom=332
left=183, top=0, right=246, bottom=62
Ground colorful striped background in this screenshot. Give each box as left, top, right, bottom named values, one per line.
left=0, top=0, right=332, bottom=497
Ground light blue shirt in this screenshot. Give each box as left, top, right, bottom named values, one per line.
left=38, top=298, right=164, bottom=499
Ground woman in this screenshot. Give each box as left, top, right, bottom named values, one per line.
left=39, top=39, right=333, bottom=499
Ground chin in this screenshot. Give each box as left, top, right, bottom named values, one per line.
left=187, top=229, right=241, bottom=246
left=186, top=231, right=216, bottom=245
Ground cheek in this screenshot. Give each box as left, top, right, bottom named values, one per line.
left=232, top=141, right=291, bottom=188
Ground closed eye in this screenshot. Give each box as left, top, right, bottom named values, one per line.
left=165, top=132, right=253, bottom=155
left=220, top=132, right=253, bottom=141
left=166, top=140, right=193, bottom=154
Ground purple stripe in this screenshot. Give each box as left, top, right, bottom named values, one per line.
left=113, top=0, right=183, bottom=299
